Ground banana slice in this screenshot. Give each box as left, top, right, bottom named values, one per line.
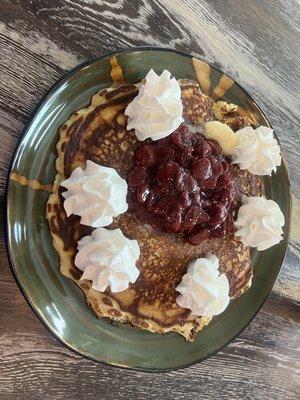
left=204, top=121, right=238, bottom=156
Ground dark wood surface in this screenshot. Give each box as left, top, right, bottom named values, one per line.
left=0, top=1, right=299, bottom=399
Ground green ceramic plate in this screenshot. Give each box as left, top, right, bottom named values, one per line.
left=6, top=48, right=290, bottom=372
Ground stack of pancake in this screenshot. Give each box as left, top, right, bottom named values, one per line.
left=47, top=77, right=263, bottom=341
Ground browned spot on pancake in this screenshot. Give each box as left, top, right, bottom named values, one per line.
left=180, top=81, right=214, bottom=125
left=61, top=142, right=66, bottom=152
left=121, top=141, right=129, bottom=152
left=80, top=282, right=90, bottom=291
left=69, top=268, right=81, bottom=280
left=50, top=215, right=57, bottom=232
left=117, top=114, right=126, bottom=126
left=64, top=117, right=84, bottom=174
left=47, top=203, right=52, bottom=213
left=88, top=299, right=101, bottom=313
left=108, top=308, right=121, bottom=317
left=132, top=318, right=149, bottom=328
left=98, top=89, right=107, bottom=97
left=50, top=190, right=93, bottom=251
left=102, top=297, right=113, bottom=307
left=10, top=172, right=52, bottom=192
left=62, top=124, right=67, bottom=131
left=233, top=166, right=264, bottom=196
left=65, top=116, right=83, bottom=137
left=63, top=90, right=138, bottom=177
left=110, top=55, right=125, bottom=85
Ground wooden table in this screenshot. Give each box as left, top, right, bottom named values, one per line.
left=0, top=1, right=299, bottom=399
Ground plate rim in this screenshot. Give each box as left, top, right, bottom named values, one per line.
left=4, top=46, right=292, bottom=372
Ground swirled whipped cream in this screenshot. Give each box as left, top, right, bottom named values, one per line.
left=75, top=228, right=140, bottom=293
left=232, top=126, right=281, bottom=175
left=61, top=160, right=128, bottom=227
left=125, top=69, right=184, bottom=141
left=235, top=196, right=285, bottom=251
left=176, top=255, right=230, bottom=317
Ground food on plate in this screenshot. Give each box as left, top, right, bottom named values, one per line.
left=46, top=64, right=283, bottom=341
left=232, top=126, right=281, bottom=175
left=203, top=120, right=238, bottom=155
left=234, top=196, right=284, bottom=250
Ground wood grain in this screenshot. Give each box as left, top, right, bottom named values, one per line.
left=0, top=0, right=299, bottom=399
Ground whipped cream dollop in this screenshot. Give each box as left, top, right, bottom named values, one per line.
left=235, top=196, right=285, bottom=251
left=176, top=255, right=230, bottom=317
left=232, top=126, right=281, bottom=175
left=125, top=69, right=184, bottom=141
left=75, top=228, right=140, bottom=293
left=61, top=160, right=128, bottom=228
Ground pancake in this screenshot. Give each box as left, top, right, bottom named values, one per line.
left=46, top=79, right=264, bottom=341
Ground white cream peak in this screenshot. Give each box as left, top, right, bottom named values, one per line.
left=176, top=255, right=230, bottom=317
left=232, top=126, right=281, bottom=175
left=125, top=69, right=184, bottom=141
left=75, top=228, right=140, bottom=293
left=61, top=160, right=128, bottom=228
left=235, top=196, right=285, bottom=251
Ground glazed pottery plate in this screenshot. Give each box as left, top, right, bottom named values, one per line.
left=6, top=48, right=290, bottom=372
